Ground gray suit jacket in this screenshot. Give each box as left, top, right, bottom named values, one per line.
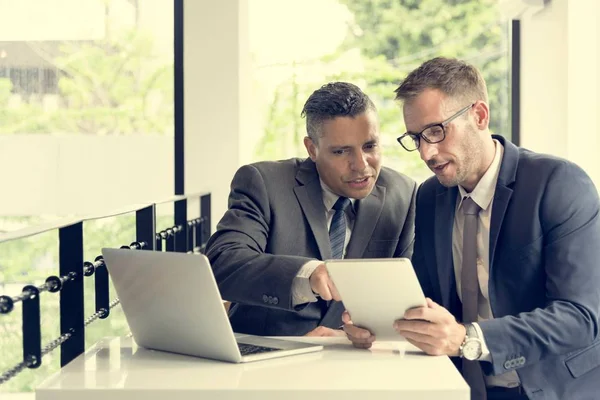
left=205, top=158, right=416, bottom=336
left=413, top=135, right=600, bottom=400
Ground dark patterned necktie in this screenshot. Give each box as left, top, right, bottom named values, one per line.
left=329, top=197, right=351, bottom=259
left=460, top=197, right=487, bottom=400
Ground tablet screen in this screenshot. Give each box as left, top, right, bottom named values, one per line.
left=326, top=258, right=426, bottom=341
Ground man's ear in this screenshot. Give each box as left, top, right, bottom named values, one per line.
left=304, top=136, right=318, bottom=161
left=473, top=101, right=489, bottom=130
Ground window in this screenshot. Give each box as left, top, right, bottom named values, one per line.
left=247, top=0, right=511, bottom=184
left=0, top=0, right=174, bottom=393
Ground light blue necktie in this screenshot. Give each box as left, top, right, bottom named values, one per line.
left=319, top=196, right=351, bottom=327
left=329, top=197, right=351, bottom=259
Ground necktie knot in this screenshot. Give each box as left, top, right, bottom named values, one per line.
left=332, top=196, right=351, bottom=212
left=462, top=197, right=481, bottom=215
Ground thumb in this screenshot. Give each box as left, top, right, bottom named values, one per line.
left=342, top=310, right=352, bottom=324
left=426, top=297, right=441, bottom=309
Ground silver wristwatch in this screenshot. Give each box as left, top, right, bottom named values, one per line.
left=459, top=323, right=483, bottom=361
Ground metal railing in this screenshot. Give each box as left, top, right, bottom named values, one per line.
left=0, top=192, right=211, bottom=385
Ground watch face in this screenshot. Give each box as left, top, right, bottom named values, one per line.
left=463, top=340, right=482, bottom=360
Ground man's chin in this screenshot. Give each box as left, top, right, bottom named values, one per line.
left=345, top=182, right=375, bottom=199
left=436, top=176, right=459, bottom=188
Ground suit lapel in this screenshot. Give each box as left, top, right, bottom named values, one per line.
left=489, top=186, right=512, bottom=268
left=434, top=185, right=458, bottom=309
left=345, top=184, right=385, bottom=258
left=293, top=160, right=331, bottom=260
left=488, top=135, right=518, bottom=271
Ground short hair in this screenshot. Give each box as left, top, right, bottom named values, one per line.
left=301, top=82, right=376, bottom=143
left=394, top=57, right=488, bottom=106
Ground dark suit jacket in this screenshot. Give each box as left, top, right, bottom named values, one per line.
left=413, top=135, right=600, bottom=400
left=205, top=158, right=416, bottom=336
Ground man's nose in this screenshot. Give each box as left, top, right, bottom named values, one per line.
left=350, top=151, right=368, bottom=171
left=419, top=141, right=438, bottom=162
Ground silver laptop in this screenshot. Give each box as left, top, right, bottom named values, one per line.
left=101, top=248, right=323, bottom=363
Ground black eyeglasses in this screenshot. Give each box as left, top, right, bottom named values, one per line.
left=396, top=103, right=475, bottom=152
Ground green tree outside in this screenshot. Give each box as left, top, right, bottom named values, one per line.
left=254, top=0, right=509, bottom=184
left=0, top=30, right=173, bottom=136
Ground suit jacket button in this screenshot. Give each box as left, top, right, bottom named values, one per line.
left=273, top=297, right=279, bottom=305
left=503, top=360, right=512, bottom=370
left=262, top=294, right=269, bottom=303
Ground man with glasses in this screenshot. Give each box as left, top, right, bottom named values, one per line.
left=343, top=57, right=600, bottom=400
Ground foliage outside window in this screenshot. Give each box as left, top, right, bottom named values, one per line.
left=252, top=0, right=509, bottom=184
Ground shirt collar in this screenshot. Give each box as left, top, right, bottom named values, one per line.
left=458, top=139, right=504, bottom=211
left=320, top=180, right=356, bottom=212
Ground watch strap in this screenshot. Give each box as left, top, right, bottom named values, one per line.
left=465, top=323, right=479, bottom=339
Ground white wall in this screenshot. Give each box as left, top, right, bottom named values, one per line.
left=520, top=0, right=600, bottom=185
left=519, top=0, right=568, bottom=157
left=566, top=0, right=598, bottom=184
left=183, top=0, right=251, bottom=231
left=0, top=136, right=173, bottom=217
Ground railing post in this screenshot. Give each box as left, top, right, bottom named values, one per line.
left=187, top=220, right=194, bottom=252
left=165, top=229, right=175, bottom=252
left=174, top=199, right=187, bottom=252
left=199, top=193, right=211, bottom=252
left=94, top=256, right=109, bottom=319
left=59, top=222, right=84, bottom=367
left=136, top=205, right=156, bottom=251
left=22, top=285, right=41, bottom=368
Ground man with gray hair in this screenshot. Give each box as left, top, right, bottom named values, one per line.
left=206, top=82, right=416, bottom=337
left=344, top=57, right=600, bottom=400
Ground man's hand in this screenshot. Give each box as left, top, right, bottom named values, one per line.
left=342, top=311, right=376, bottom=349
left=394, top=298, right=466, bottom=356
left=309, top=263, right=341, bottom=301
left=304, top=326, right=346, bottom=337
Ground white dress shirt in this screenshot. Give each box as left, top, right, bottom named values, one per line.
left=291, top=181, right=355, bottom=306
left=452, top=139, right=520, bottom=388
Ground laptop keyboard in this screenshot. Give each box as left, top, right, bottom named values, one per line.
left=237, top=343, right=280, bottom=356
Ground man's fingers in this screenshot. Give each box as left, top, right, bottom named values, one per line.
left=309, top=264, right=331, bottom=299
left=344, top=320, right=376, bottom=348
left=406, top=338, right=443, bottom=356
left=404, top=306, right=452, bottom=325
left=404, top=306, right=432, bottom=321
left=342, top=310, right=351, bottom=324
left=394, top=319, right=433, bottom=335
left=304, top=327, right=323, bottom=337
left=344, top=325, right=375, bottom=343
left=305, top=326, right=345, bottom=337
left=324, top=328, right=347, bottom=337
left=426, top=297, right=440, bottom=309
left=329, top=280, right=342, bottom=301
left=351, top=341, right=373, bottom=349
left=320, top=292, right=332, bottom=301
left=396, top=329, right=437, bottom=346
left=318, top=282, right=333, bottom=300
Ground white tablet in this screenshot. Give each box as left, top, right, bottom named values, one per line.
left=325, top=258, right=427, bottom=341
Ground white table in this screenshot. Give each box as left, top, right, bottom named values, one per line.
left=36, top=336, right=469, bottom=400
